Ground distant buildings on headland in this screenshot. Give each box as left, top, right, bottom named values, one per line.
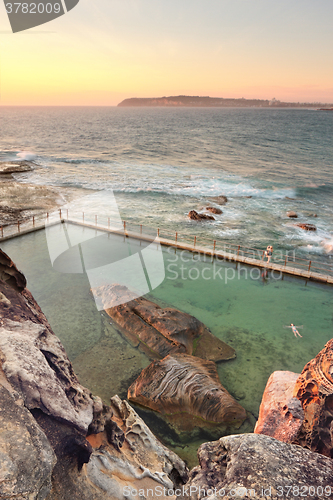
left=118, top=95, right=333, bottom=109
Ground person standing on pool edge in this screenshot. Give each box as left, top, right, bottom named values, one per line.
left=265, top=245, right=273, bottom=263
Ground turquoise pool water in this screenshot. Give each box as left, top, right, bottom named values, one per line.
left=1, top=224, right=332, bottom=465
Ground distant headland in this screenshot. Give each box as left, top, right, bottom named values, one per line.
left=118, top=95, right=333, bottom=108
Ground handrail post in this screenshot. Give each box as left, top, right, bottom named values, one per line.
left=308, top=260, right=312, bottom=272
left=18, top=220, right=20, bottom=232
left=237, top=245, right=240, bottom=257
left=59, top=208, right=62, bottom=219
left=261, top=250, right=265, bottom=261
left=213, top=240, right=216, bottom=252
left=33, top=216, right=35, bottom=227
left=123, top=221, right=126, bottom=231
left=284, top=255, right=288, bottom=266
left=194, top=236, right=196, bottom=247
left=157, top=228, right=160, bottom=237
left=1, top=226, right=3, bottom=238
left=175, top=232, right=178, bottom=243
left=140, top=224, right=142, bottom=235
left=47, top=212, right=49, bottom=221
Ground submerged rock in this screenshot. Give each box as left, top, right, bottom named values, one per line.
left=209, top=195, right=228, bottom=205
left=94, top=284, right=235, bottom=362
left=188, top=210, right=215, bottom=221
left=205, top=207, right=223, bottom=215
left=128, top=354, right=247, bottom=432
left=254, top=370, right=303, bottom=442
left=296, top=223, right=317, bottom=231
left=287, top=210, right=298, bottom=218
left=293, top=339, right=333, bottom=457
left=186, top=434, right=333, bottom=500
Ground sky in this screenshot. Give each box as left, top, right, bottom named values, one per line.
left=0, top=0, right=333, bottom=106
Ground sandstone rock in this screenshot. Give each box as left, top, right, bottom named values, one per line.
left=188, top=210, right=215, bottom=221
left=287, top=210, right=298, bottom=218
left=128, top=354, right=247, bottom=432
left=186, top=433, right=333, bottom=500
left=0, top=385, right=56, bottom=500
left=94, top=284, right=235, bottom=362
left=296, top=223, right=317, bottom=231
left=209, top=195, right=228, bottom=205
left=205, top=207, right=223, bottom=215
left=46, top=396, right=188, bottom=500
left=254, top=370, right=303, bottom=442
left=293, top=339, right=333, bottom=457
left=0, top=248, right=26, bottom=291
left=0, top=160, right=34, bottom=175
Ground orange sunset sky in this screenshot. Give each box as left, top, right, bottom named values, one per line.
left=0, top=0, right=333, bottom=106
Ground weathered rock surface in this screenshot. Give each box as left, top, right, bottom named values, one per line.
left=0, top=282, right=95, bottom=433
left=128, top=354, right=247, bottom=432
left=188, top=210, right=215, bottom=221
left=187, top=433, right=333, bottom=500
left=287, top=210, right=298, bottom=218
left=45, top=396, right=188, bottom=500
left=0, top=385, right=56, bottom=500
left=205, top=207, right=223, bottom=215
left=293, top=339, right=333, bottom=457
left=209, top=195, right=228, bottom=205
left=254, top=371, right=303, bottom=442
left=94, top=284, right=235, bottom=362
left=296, top=222, right=317, bottom=231
left=0, top=248, right=26, bottom=291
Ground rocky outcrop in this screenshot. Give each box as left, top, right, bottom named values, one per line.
left=293, top=339, right=333, bottom=457
left=296, top=223, right=317, bottom=231
left=186, top=433, right=333, bottom=500
left=287, top=210, right=298, bottom=218
left=128, top=354, right=247, bottom=432
left=188, top=210, right=215, bottom=221
left=0, top=385, right=56, bottom=500
left=254, top=371, right=303, bottom=442
left=0, top=160, right=34, bottom=176
left=94, top=284, right=235, bottom=362
left=0, top=248, right=26, bottom=291
left=205, top=207, right=223, bottom=215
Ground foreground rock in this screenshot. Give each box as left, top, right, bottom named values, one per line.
left=0, top=247, right=26, bottom=291
left=128, top=354, right=247, bottom=434
left=254, top=371, right=303, bottom=442
left=296, top=222, right=317, bottom=231
left=187, top=433, right=333, bottom=500
left=293, top=339, right=333, bottom=457
left=0, top=384, right=56, bottom=500
left=188, top=210, right=215, bottom=221
left=205, top=207, right=223, bottom=215
left=94, top=284, right=235, bottom=362
left=0, top=160, right=34, bottom=176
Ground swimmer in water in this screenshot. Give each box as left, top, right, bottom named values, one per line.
left=284, top=323, right=303, bottom=338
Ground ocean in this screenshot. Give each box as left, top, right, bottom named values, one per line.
left=1, top=106, right=333, bottom=258
left=1, top=106, right=333, bottom=465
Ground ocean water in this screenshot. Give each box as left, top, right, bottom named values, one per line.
left=1, top=107, right=333, bottom=466
left=1, top=106, right=333, bottom=258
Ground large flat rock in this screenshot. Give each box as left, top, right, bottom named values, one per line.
left=94, top=284, right=235, bottom=362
